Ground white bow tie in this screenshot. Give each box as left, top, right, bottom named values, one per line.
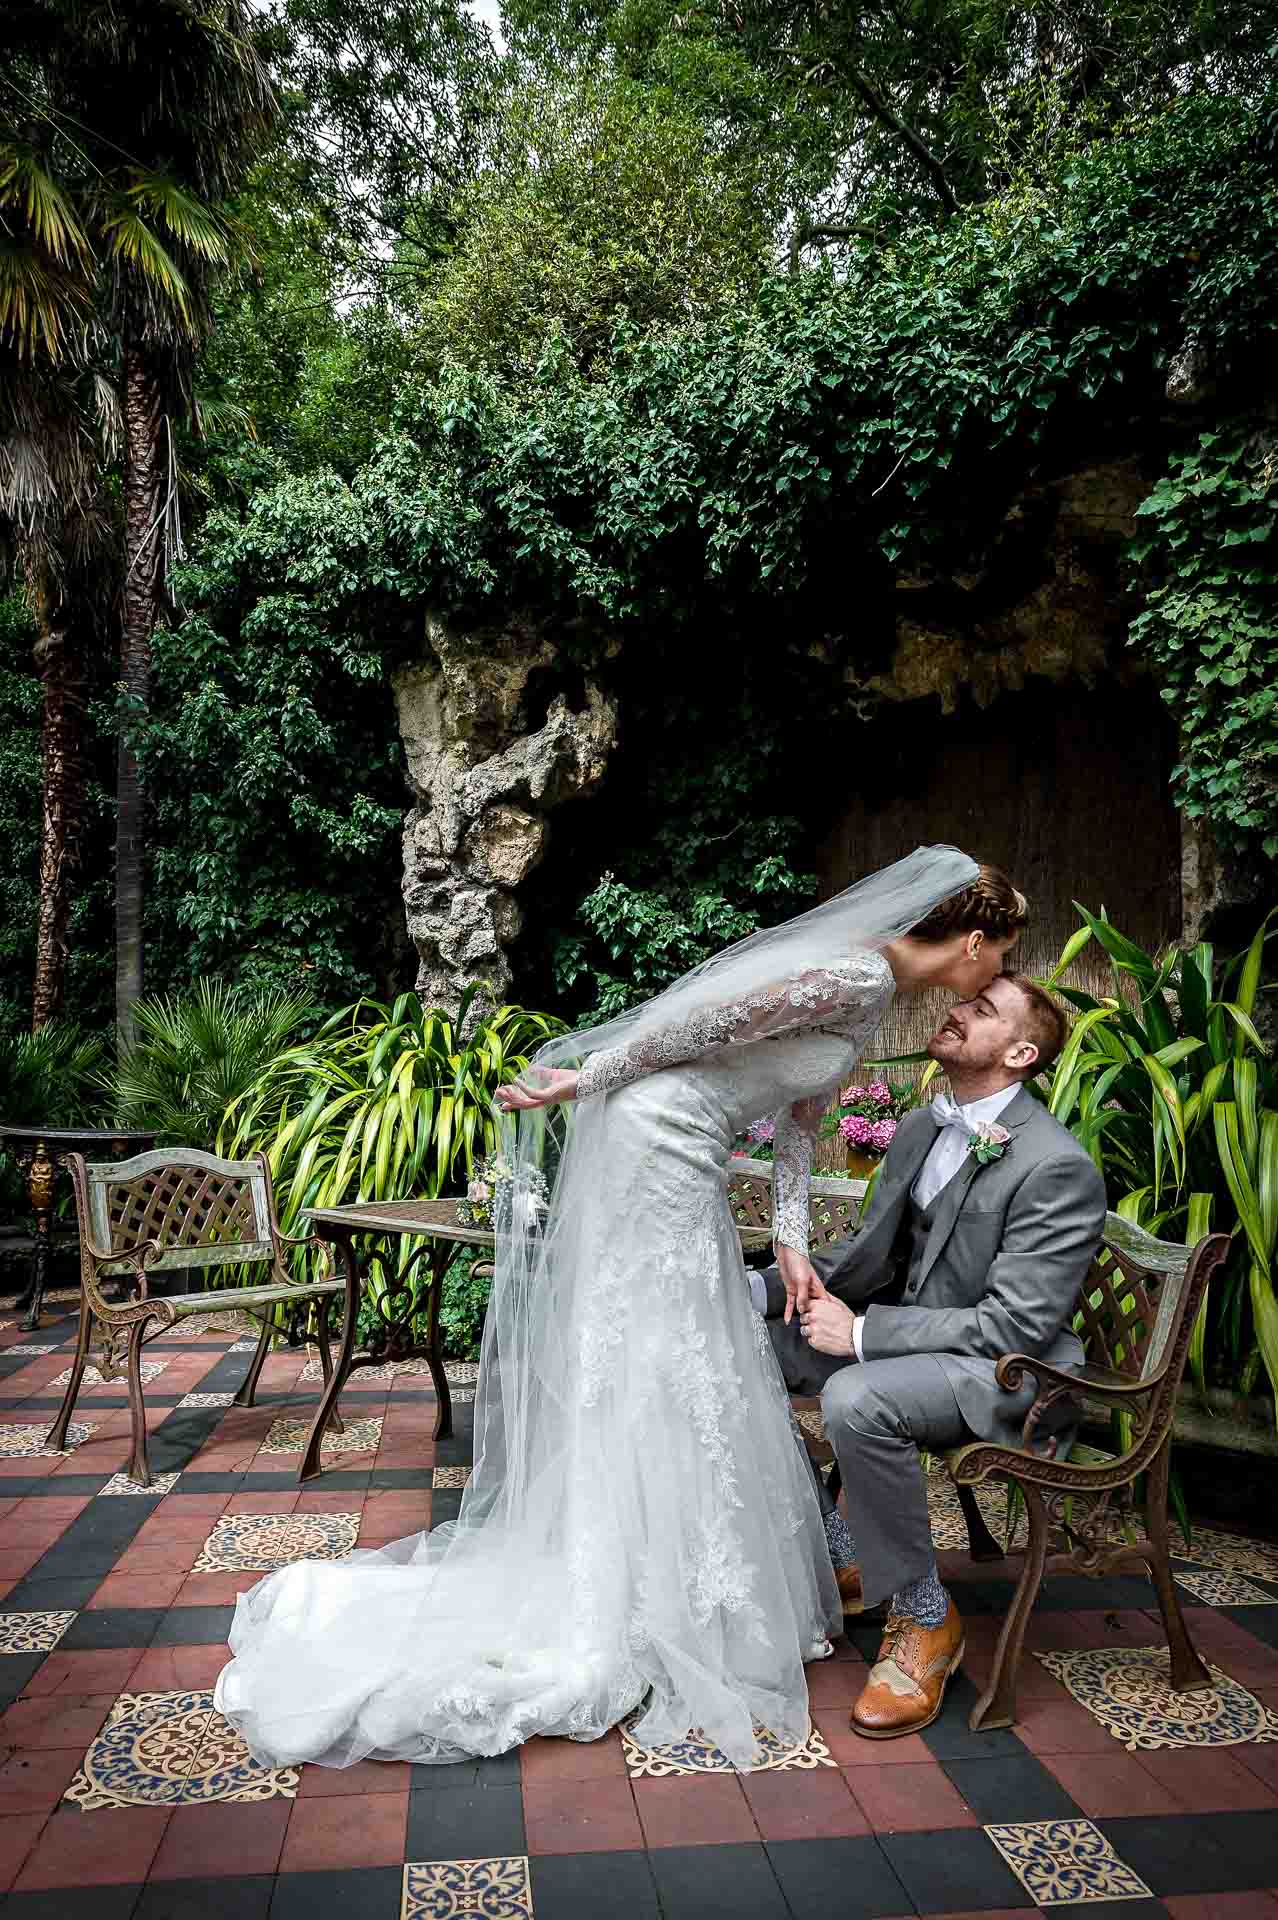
left=930, top=1094, right=972, bottom=1134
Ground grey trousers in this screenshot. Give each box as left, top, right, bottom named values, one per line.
left=768, top=1312, right=970, bottom=1609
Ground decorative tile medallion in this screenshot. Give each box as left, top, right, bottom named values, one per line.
left=926, top=1468, right=1024, bottom=1553
left=51, top=1359, right=168, bottom=1390
left=986, top=1818, right=1152, bottom=1906
left=66, top=1689, right=299, bottom=1809
left=178, top=1392, right=236, bottom=1408
left=99, top=1470, right=182, bottom=1496
left=0, top=1420, right=97, bottom=1456
left=192, top=1511, right=360, bottom=1572
left=171, top=1311, right=260, bottom=1338
left=1175, top=1567, right=1278, bottom=1607
left=302, top=1353, right=436, bottom=1383
left=402, top=1857, right=532, bottom=1920
left=620, top=1710, right=837, bottom=1777
left=0, top=1610, right=77, bottom=1653
left=445, top=1362, right=480, bottom=1384
left=228, top=1339, right=261, bottom=1354
left=4, top=1344, right=58, bottom=1356
left=451, top=1390, right=476, bottom=1405
left=1178, top=1524, right=1278, bottom=1584
left=432, top=1465, right=471, bottom=1489
left=1036, top=1645, right=1278, bottom=1751
left=260, top=1414, right=383, bottom=1456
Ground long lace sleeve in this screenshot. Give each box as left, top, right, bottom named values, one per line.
left=575, top=960, right=883, bottom=1102
left=771, top=1097, right=823, bottom=1254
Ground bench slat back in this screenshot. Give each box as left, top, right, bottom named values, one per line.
left=82, top=1147, right=274, bottom=1273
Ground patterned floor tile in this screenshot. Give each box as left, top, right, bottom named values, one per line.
left=50, top=1360, right=168, bottom=1391
left=170, top=1312, right=261, bottom=1338
left=1036, top=1645, right=1278, bottom=1751
left=260, top=1415, right=383, bottom=1455
left=620, top=1712, right=837, bottom=1777
left=985, top=1817, right=1153, bottom=1905
left=1178, top=1527, right=1278, bottom=1583
left=431, top=1466, right=470, bottom=1489
left=100, top=1472, right=182, bottom=1497
left=4, top=1345, right=59, bottom=1356
left=0, top=1421, right=98, bottom=1455
left=402, top=1856, right=532, bottom=1919
left=0, top=1609, right=77, bottom=1652
left=178, top=1394, right=236, bottom=1409
left=302, top=1355, right=436, bottom=1383
left=229, top=1341, right=262, bottom=1354
left=64, top=1688, right=300, bottom=1808
left=1175, top=1569, right=1278, bottom=1607
left=192, top=1511, right=359, bottom=1572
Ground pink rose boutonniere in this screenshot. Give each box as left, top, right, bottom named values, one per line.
left=968, top=1121, right=1011, bottom=1166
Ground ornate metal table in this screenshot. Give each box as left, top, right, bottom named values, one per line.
left=0, top=1124, right=156, bottom=1330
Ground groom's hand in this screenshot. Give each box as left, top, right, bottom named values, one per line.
left=799, top=1276, right=857, bottom=1357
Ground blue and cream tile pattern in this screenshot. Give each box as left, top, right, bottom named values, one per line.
left=0, top=1609, right=77, bottom=1652
left=192, top=1510, right=360, bottom=1572
left=50, top=1358, right=169, bottom=1390
left=65, top=1688, right=300, bottom=1808
left=402, top=1857, right=533, bottom=1920
left=1175, top=1566, right=1278, bottom=1607
left=260, top=1413, right=384, bottom=1454
left=178, top=1391, right=236, bottom=1408
left=620, top=1712, right=836, bottom=1777
left=985, top=1818, right=1153, bottom=1906
left=0, top=1418, right=97, bottom=1454
left=99, top=1469, right=183, bottom=1496
left=1036, top=1643, right=1278, bottom=1750
left=431, top=1465, right=471, bottom=1488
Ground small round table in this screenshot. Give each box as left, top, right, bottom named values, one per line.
left=0, top=1125, right=156, bottom=1330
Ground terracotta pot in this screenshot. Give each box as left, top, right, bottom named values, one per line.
left=845, top=1148, right=878, bottom=1179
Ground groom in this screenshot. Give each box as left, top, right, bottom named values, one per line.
left=762, top=972, right=1107, bottom=1738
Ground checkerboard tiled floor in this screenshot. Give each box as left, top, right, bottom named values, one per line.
left=2, top=1298, right=1278, bottom=1919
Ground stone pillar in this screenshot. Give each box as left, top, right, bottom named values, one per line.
left=393, top=617, right=616, bottom=1011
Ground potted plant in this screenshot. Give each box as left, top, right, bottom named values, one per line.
left=822, top=1078, right=918, bottom=1177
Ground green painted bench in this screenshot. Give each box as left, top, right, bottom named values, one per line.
left=48, top=1147, right=354, bottom=1486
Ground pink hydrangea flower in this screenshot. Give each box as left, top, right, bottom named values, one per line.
left=841, top=1084, right=866, bottom=1105
left=747, top=1117, right=775, bottom=1143
left=869, top=1117, right=897, bottom=1150
left=867, top=1079, right=891, bottom=1106
left=840, top=1113, right=873, bottom=1145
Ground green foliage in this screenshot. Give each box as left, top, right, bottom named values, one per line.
left=437, top=1249, right=493, bottom=1361
left=0, top=1021, right=107, bottom=1128
left=1129, top=430, right=1278, bottom=861
left=221, top=987, right=564, bottom=1236
left=1043, top=906, right=1278, bottom=1410
left=0, top=594, right=40, bottom=1036
left=108, top=980, right=316, bottom=1150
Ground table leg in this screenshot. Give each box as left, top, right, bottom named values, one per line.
left=424, top=1241, right=452, bottom=1444
left=299, top=1229, right=361, bottom=1484
left=20, top=1144, right=55, bottom=1332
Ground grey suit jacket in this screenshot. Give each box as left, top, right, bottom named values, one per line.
left=769, top=1086, right=1108, bottom=1448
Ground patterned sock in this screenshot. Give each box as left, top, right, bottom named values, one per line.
left=892, top=1564, right=949, bottom=1628
left=823, top=1504, right=856, bottom=1571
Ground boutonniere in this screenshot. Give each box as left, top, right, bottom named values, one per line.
left=968, top=1121, right=1011, bottom=1166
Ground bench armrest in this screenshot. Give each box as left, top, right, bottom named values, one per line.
left=995, top=1351, right=1165, bottom=1454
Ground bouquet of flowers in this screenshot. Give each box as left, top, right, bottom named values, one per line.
left=820, top=1077, right=917, bottom=1159
left=456, top=1153, right=548, bottom=1231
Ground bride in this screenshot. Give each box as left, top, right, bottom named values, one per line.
left=215, top=846, right=1026, bottom=1771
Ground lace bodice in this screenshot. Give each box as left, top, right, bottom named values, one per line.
left=576, top=949, right=894, bottom=1252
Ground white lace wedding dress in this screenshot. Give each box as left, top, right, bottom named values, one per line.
left=214, top=948, right=895, bottom=1771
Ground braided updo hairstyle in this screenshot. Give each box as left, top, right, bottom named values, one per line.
left=910, top=863, right=1029, bottom=943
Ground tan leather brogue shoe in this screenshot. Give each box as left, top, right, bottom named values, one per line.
left=849, top=1597, right=964, bottom=1739
left=835, top=1564, right=865, bottom=1615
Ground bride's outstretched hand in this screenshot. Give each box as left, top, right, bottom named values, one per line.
left=495, top=1067, right=580, bottom=1112
left=777, top=1245, right=820, bottom=1324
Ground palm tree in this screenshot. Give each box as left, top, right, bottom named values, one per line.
left=2, top=2, right=276, bottom=1041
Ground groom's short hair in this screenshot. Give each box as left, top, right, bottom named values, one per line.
left=1003, top=974, right=1068, bottom=1076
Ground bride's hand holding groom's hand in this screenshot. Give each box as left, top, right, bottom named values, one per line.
left=797, top=1274, right=858, bottom=1357
left=495, top=1067, right=581, bottom=1112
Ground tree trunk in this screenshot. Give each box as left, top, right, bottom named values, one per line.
left=28, top=557, right=85, bottom=1033
left=116, top=343, right=167, bottom=1045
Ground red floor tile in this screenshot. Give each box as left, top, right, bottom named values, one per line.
left=633, top=1774, right=758, bottom=1847
left=0, top=1746, right=86, bottom=1815
left=845, top=1760, right=980, bottom=1832
left=87, top=1571, right=188, bottom=1610
left=741, top=1765, right=869, bottom=1841
left=150, top=1797, right=292, bottom=1881
left=1041, top=1751, right=1183, bottom=1817
left=296, top=1758, right=412, bottom=1798
left=812, top=1710, right=933, bottom=1768
left=1141, top=1746, right=1278, bottom=1812
left=1238, top=1742, right=1278, bottom=1793
left=176, top=1571, right=268, bottom=1605
left=1, top=1514, right=76, bottom=1547
left=519, top=1731, right=628, bottom=1785
left=110, top=1540, right=205, bottom=1575
left=278, top=1790, right=408, bottom=1872
left=0, top=1549, right=45, bottom=1581
left=21, top=1647, right=144, bottom=1696
left=159, top=1492, right=232, bottom=1516
left=225, top=1491, right=300, bottom=1514
left=1164, top=1898, right=1278, bottom=1918
left=134, top=1512, right=221, bottom=1543
left=523, top=1775, right=644, bottom=1854
left=0, top=1810, right=44, bottom=1891
left=0, top=1694, right=114, bottom=1749
left=805, top=1659, right=866, bottom=1707
left=129, top=1644, right=232, bottom=1690
left=295, top=1491, right=364, bottom=1513
left=13, top=1805, right=171, bottom=1889
left=1015, top=1697, right=1124, bottom=1754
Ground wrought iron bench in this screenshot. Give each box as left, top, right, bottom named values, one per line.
left=726, top=1160, right=1231, bottom=1732
left=49, top=1147, right=353, bottom=1487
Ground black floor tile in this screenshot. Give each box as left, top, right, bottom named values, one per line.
left=1099, top=1811, right=1274, bottom=1897
left=6, top=1888, right=143, bottom=1920
left=917, top=1670, right=1027, bottom=1760
left=2, top=1473, right=107, bottom=1497
left=767, top=1835, right=914, bottom=1919
left=1035, top=1574, right=1158, bottom=1611
left=367, top=1469, right=435, bottom=1490
left=410, top=1748, right=520, bottom=1792
left=60, top=1605, right=166, bottom=1648
left=152, top=1605, right=237, bottom=1645
left=405, top=1781, right=525, bottom=1857
left=647, top=1842, right=789, bottom=1920
left=429, top=1490, right=463, bottom=1527
left=268, top=1867, right=402, bottom=1920
left=135, top=1876, right=274, bottom=1920
left=941, top=1752, right=1082, bottom=1822
left=1229, top=1605, right=1278, bottom=1652
left=3, top=1574, right=103, bottom=1611
left=0, top=1651, right=48, bottom=1706
left=878, top=1826, right=1034, bottom=1912
left=530, top=1849, right=661, bottom=1920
